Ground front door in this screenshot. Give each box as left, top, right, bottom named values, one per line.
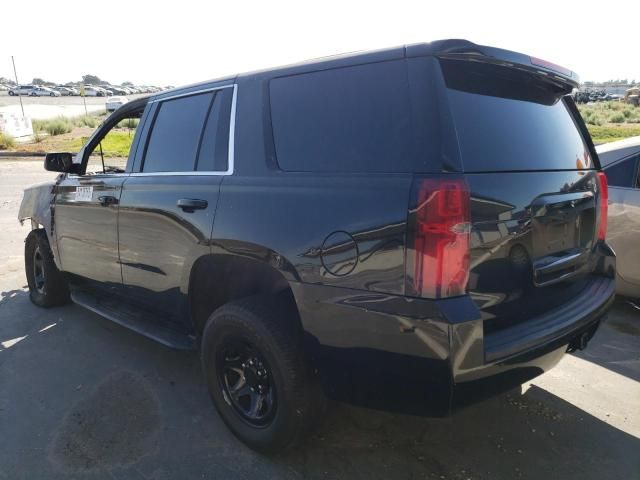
left=55, top=174, right=125, bottom=289
left=54, top=97, right=150, bottom=292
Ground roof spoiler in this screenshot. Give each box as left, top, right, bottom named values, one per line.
left=406, top=40, right=579, bottom=90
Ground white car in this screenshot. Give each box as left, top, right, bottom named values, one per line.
left=83, top=86, right=105, bottom=97
left=29, top=86, right=61, bottom=97
left=105, top=96, right=128, bottom=112
left=8, top=84, right=35, bottom=96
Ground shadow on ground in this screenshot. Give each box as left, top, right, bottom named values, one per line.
left=0, top=288, right=638, bottom=480
left=574, top=297, right=640, bottom=382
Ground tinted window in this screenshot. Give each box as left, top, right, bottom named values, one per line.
left=605, top=156, right=638, bottom=188
left=196, top=88, right=233, bottom=172
left=143, top=92, right=213, bottom=172
left=270, top=60, right=415, bottom=173
left=441, top=59, right=592, bottom=172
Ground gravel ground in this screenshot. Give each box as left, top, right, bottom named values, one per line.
left=0, top=159, right=638, bottom=480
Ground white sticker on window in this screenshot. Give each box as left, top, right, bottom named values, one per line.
left=75, top=186, right=93, bottom=202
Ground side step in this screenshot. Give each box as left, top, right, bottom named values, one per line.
left=71, top=288, right=196, bottom=350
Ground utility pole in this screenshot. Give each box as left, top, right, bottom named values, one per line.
left=11, top=56, right=25, bottom=119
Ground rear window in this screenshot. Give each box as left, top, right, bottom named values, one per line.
left=605, top=156, right=638, bottom=188
left=269, top=60, right=416, bottom=173
left=441, top=59, right=593, bottom=172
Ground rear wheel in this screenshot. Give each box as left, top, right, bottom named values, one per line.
left=25, top=229, right=70, bottom=307
left=201, top=294, right=323, bottom=452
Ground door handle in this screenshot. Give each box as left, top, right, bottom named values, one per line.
left=98, top=195, right=119, bottom=206
left=177, top=198, right=208, bottom=212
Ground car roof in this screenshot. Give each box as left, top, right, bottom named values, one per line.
left=596, top=136, right=640, bottom=166
left=155, top=39, right=579, bottom=102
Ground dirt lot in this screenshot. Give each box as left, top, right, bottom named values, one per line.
left=0, top=92, right=147, bottom=120
left=1, top=159, right=638, bottom=480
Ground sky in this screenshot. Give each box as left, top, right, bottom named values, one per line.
left=4, top=0, right=638, bottom=87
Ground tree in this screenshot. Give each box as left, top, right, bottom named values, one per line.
left=82, top=74, right=102, bottom=85
left=32, top=77, right=54, bottom=86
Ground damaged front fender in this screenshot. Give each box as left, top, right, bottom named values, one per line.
left=18, top=180, right=58, bottom=259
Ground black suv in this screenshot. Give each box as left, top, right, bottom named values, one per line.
left=19, top=40, right=615, bottom=452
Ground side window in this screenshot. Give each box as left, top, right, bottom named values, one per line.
left=269, top=60, right=415, bottom=173
left=196, top=88, right=233, bottom=172
left=85, top=109, right=144, bottom=175
left=143, top=92, right=213, bottom=172
left=142, top=89, right=233, bottom=173
left=605, top=156, right=638, bottom=188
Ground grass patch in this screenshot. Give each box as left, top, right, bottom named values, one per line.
left=33, top=117, right=72, bottom=136
left=586, top=124, right=640, bottom=144
left=0, top=131, right=16, bottom=150
left=117, top=118, right=139, bottom=129
left=578, top=101, right=640, bottom=126
left=66, top=131, right=134, bottom=157
left=33, top=113, right=103, bottom=136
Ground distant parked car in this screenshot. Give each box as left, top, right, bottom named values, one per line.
left=0, top=84, right=8, bottom=91
left=29, top=86, right=61, bottom=97
left=105, top=96, right=128, bottom=112
left=8, top=84, right=35, bottom=96
left=83, top=86, right=105, bottom=97
left=53, top=86, right=73, bottom=96
left=597, top=136, right=640, bottom=298
left=102, top=85, right=127, bottom=95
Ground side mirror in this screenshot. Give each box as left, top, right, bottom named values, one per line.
left=44, top=152, right=75, bottom=172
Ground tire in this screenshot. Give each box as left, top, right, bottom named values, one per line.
left=9, top=90, right=14, bottom=96
left=50, top=92, right=55, bottom=96
left=25, top=229, right=70, bottom=307
left=201, top=294, right=323, bottom=452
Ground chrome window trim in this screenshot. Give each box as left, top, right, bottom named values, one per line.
left=68, top=84, right=238, bottom=179
left=131, top=84, right=237, bottom=177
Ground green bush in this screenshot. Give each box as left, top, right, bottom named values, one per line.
left=117, top=118, right=139, bottom=129
left=32, top=117, right=72, bottom=136
left=75, top=116, right=99, bottom=128
left=0, top=131, right=16, bottom=150
left=609, top=113, right=626, bottom=124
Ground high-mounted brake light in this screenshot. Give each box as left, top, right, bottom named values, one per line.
left=597, top=171, right=608, bottom=241
left=530, top=56, right=572, bottom=77
left=410, top=177, right=471, bottom=298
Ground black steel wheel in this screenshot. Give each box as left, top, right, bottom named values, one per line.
left=25, top=229, right=70, bottom=307
left=32, top=245, right=46, bottom=294
left=217, top=338, right=277, bottom=427
left=201, top=294, right=324, bottom=452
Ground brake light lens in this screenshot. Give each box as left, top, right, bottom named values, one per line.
left=529, top=56, right=573, bottom=77
left=410, top=177, right=471, bottom=298
left=597, top=171, right=608, bottom=241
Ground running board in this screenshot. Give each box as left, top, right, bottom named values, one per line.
left=71, top=288, right=196, bottom=350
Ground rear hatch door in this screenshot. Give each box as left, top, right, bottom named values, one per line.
left=438, top=56, right=605, bottom=337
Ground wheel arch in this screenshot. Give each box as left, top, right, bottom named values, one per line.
left=188, top=253, right=302, bottom=337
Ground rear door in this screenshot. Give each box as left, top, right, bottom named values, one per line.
left=437, top=57, right=605, bottom=331
left=118, top=85, right=235, bottom=326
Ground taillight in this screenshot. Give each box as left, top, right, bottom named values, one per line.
left=597, top=171, right=608, bottom=241
left=409, top=177, right=471, bottom=298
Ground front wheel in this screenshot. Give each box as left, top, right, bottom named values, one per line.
left=25, top=229, right=70, bottom=307
left=201, top=295, right=324, bottom=452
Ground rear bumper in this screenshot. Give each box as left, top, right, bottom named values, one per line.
left=292, top=249, right=615, bottom=415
